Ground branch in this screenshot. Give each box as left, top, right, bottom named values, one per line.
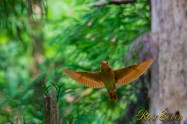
left=92, top=0, right=136, bottom=7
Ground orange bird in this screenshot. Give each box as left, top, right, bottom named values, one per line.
left=63, top=59, right=153, bottom=100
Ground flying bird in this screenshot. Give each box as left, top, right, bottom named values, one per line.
left=63, top=59, right=153, bottom=100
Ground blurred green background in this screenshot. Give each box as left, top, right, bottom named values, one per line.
left=0, top=0, right=150, bottom=123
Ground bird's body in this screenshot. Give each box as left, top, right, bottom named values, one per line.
left=63, top=59, right=154, bottom=100
left=100, top=61, right=117, bottom=99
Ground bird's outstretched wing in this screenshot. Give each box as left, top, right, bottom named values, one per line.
left=63, top=68, right=104, bottom=88
left=114, top=59, right=154, bottom=86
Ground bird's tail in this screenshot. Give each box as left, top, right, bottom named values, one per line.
left=108, top=89, right=117, bottom=100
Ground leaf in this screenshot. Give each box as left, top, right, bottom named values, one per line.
left=105, top=0, right=110, bottom=4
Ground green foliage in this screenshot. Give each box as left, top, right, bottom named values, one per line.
left=0, top=0, right=150, bottom=123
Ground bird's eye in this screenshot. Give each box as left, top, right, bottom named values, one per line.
left=106, top=62, right=108, bottom=64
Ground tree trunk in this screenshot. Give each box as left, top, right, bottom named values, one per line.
left=150, top=0, right=187, bottom=123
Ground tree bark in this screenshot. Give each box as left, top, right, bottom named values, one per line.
left=149, top=0, right=187, bottom=123
left=44, top=86, right=62, bottom=124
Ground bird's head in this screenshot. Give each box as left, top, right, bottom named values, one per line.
left=101, top=61, right=108, bottom=66
left=101, top=61, right=111, bottom=71
left=101, top=61, right=109, bottom=67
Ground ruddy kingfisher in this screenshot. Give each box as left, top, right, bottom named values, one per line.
left=63, top=59, right=153, bottom=100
